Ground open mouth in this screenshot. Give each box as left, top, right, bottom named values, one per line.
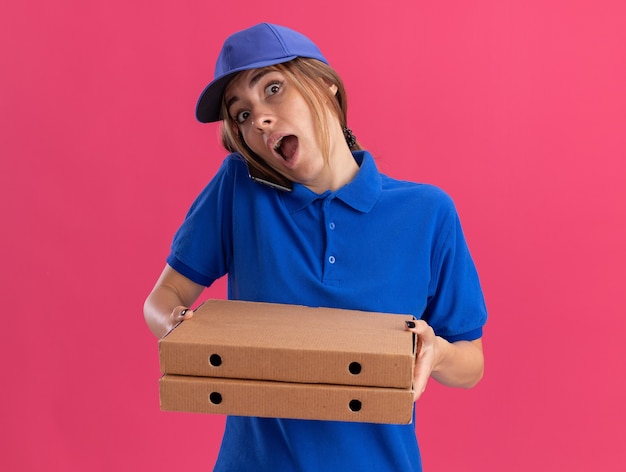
left=273, top=135, right=298, bottom=161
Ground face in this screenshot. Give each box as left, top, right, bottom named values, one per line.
left=224, top=67, right=356, bottom=193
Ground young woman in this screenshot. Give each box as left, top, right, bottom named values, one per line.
left=144, top=23, right=487, bottom=471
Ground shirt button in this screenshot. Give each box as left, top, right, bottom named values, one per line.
left=329, top=222, right=336, bottom=230
left=328, top=256, right=336, bottom=264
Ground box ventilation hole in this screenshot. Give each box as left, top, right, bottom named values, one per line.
left=209, top=392, right=223, bottom=404
left=209, top=354, right=222, bottom=367
left=349, top=399, right=362, bottom=412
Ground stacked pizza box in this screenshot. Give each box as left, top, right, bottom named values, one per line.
left=158, top=299, right=417, bottom=424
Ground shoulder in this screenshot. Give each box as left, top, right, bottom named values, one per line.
left=182, top=153, right=251, bottom=215
left=380, top=174, right=456, bottom=213
left=199, top=153, right=252, bottom=194
left=218, top=152, right=249, bottom=178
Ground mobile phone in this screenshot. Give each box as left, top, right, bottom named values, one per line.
left=246, top=159, right=293, bottom=192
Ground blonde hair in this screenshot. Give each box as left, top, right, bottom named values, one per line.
left=220, top=58, right=360, bottom=180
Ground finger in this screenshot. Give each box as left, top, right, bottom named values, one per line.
left=405, top=320, right=433, bottom=401
left=411, top=359, right=431, bottom=402
left=179, top=307, right=194, bottom=320
left=173, top=306, right=193, bottom=324
left=405, top=319, right=430, bottom=335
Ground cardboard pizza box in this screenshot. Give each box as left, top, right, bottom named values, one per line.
left=159, top=374, right=414, bottom=425
left=159, top=299, right=416, bottom=389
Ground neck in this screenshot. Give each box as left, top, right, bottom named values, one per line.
left=304, top=142, right=358, bottom=194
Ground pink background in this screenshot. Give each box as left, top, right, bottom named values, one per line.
left=2, top=1, right=625, bottom=470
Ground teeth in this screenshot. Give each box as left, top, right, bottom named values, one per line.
left=273, top=137, right=283, bottom=151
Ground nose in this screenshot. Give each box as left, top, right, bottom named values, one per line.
left=251, top=106, right=274, bottom=131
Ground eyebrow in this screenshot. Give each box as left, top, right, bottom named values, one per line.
left=225, top=69, right=274, bottom=114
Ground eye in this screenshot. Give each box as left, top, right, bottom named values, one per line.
left=235, top=110, right=250, bottom=124
left=265, top=81, right=282, bottom=96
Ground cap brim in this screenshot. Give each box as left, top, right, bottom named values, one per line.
left=195, top=55, right=298, bottom=123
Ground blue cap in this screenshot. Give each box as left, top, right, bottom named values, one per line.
left=195, top=23, right=328, bottom=123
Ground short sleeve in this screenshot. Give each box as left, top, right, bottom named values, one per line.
left=422, top=198, right=487, bottom=342
left=166, top=156, right=240, bottom=286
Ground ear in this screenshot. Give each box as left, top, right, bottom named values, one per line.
left=320, top=77, right=339, bottom=96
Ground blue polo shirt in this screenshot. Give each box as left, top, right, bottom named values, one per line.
left=167, top=150, right=487, bottom=471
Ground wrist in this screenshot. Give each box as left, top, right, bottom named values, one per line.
left=431, top=336, right=452, bottom=375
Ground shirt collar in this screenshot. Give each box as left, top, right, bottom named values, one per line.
left=282, top=151, right=382, bottom=213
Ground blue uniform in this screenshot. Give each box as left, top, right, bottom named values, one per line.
left=167, top=150, right=487, bottom=471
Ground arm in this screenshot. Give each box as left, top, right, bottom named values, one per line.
left=144, top=264, right=206, bottom=338
left=406, top=320, right=484, bottom=401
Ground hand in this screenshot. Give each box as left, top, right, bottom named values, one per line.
left=405, top=320, right=485, bottom=401
left=405, top=319, right=440, bottom=402
left=170, top=306, right=194, bottom=329
left=144, top=264, right=204, bottom=338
